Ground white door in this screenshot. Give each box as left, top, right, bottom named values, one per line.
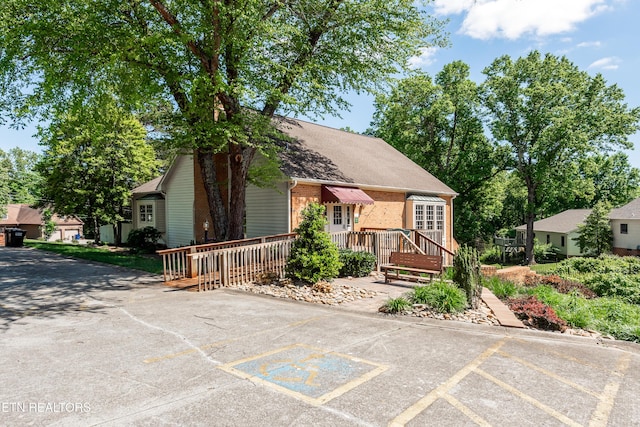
left=327, top=204, right=352, bottom=233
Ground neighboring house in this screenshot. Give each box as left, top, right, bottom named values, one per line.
left=515, top=209, right=592, bottom=258
left=0, top=204, right=84, bottom=241
left=610, top=197, right=640, bottom=257
left=137, top=118, right=458, bottom=250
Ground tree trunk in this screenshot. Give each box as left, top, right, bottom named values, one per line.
left=524, top=183, right=536, bottom=265
left=197, top=148, right=228, bottom=241
left=227, top=144, right=257, bottom=240
left=93, top=216, right=100, bottom=245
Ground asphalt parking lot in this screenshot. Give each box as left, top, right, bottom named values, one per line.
left=1, top=246, right=639, bottom=426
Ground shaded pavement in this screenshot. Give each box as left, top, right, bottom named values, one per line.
left=1, top=246, right=639, bottom=426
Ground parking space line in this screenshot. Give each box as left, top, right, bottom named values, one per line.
left=388, top=338, right=508, bottom=427
left=442, top=394, right=491, bottom=427
left=588, top=352, right=632, bottom=427
left=497, top=350, right=600, bottom=398
left=475, top=368, right=582, bottom=427
left=143, top=315, right=328, bottom=364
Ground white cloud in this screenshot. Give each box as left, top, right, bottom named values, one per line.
left=408, top=47, right=439, bottom=69
left=433, top=0, right=610, bottom=40
left=577, top=41, right=602, bottom=48
left=588, top=56, right=621, bottom=70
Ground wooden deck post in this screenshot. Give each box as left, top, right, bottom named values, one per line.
left=189, top=246, right=198, bottom=278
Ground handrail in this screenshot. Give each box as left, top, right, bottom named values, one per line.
left=399, top=232, right=425, bottom=255
left=415, top=230, right=455, bottom=257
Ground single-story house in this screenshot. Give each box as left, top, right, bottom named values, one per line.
left=0, top=204, right=84, bottom=242
left=136, top=118, right=458, bottom=251
left=610, top=197, right=640, bottom=257
left=515, top=209, right=592, bottom=257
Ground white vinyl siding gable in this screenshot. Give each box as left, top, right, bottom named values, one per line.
left=164, top=155, right=195, bottom=247
left=611, top=219, right=640, bottom=250
left=245, top=182, right=289, bottom=238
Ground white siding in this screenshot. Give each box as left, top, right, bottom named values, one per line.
left=164, top=155, right=195, bottom=247
left=245, top=182, right=289, bottom=238
left=612, top=219, right=640, bottom=250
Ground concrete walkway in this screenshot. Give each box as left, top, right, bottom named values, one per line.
left=1, top=246, right=639, bottom=426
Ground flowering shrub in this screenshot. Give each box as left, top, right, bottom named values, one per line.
left=525, top=274, right=597, bottom=299
left=508, top=296, right=568, bottom=332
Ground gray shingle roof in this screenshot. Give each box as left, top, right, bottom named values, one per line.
left=276, top=118, right=457, bottom=195
left=132, top=176, right=163, bottom=194
left=610, top=197, right=640, bottom=220
left=515, top=209, right=592, bottom=234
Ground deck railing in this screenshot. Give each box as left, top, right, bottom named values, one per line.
left=157, top=233, right=295, bottom=281
left=190, top=239, right=293, bottom=291
left=160, top=229, right=456, bottom=288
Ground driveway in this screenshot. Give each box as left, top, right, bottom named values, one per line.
left=1, top=246, right=639, bottom=426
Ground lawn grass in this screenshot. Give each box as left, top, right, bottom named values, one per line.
left=24, top=240, right=164, bottom=274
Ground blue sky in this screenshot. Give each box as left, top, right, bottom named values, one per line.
left=1, top=0, right=638, bottom=168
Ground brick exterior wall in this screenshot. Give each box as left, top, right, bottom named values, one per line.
left=355, top=190, right=405, bottom=230
left=290, top=183, right=322, bottom=230
left=613, top=247, right=640, bottom=257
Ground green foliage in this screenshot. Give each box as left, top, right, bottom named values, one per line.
left=479, top=245, right=502, bottom=264
left=453, top=245, right=482, bottom=308
left=286, top=203, right=342, bottom=284
left=0, top=147, right=42, bottom=205
left=552, top=254, right=640, bottom=276
left=483, top=276, right=517, bottom=299
left=482, top=51, right=640, bottom=264
left=126, top=226, right=163, bottom=253
left=338, top=249, right=376, bottom=278
left=381, top=297, right=412, bottom=314
left=584, top=273, right=640, bottom=304
left=40, top=209, right=57, bottom=240
left=409, top=282, right=467, bottom=313
left=575, top=201, right=613, bottom=256
left=36, top=95, right=159, bottom=242
left=533, top=239, right=558, bottom=263
left=371, top=62, right=506, bottom=244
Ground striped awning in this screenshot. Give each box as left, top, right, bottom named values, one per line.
left=321, top=185, right=374, bottom=205
left=407, top=195, right=446, bottom=203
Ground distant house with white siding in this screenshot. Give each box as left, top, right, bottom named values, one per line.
left=610, top=197, right=640, bottom=257
left=133, top=118, right=458, bottom=250
left=515, top=210, right=592, bottom=258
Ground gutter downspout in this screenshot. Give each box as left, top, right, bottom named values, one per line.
left=288, top=179, right=298, bottom=232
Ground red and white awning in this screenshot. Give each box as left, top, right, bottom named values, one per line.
left=321, top=185, right=374, bottom=205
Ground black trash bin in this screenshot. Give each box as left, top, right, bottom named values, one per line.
left=6, top=228, right=26, bottom=247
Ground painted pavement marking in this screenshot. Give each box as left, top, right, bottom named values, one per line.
left=143, top=315, right=328, bottom=364
left=389, top=337, right=633, bottom=427
left=219, top=343, right=388, bottom=406
left=388, top=338, right=508, bottom=427
left=588, top=352, right=632, bottom=427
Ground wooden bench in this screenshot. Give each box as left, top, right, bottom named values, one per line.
left=380, top=252, right=443, bottom=284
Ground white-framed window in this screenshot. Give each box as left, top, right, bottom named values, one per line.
left=346, top=206, right=351, bottom=228
left=140, top=204, right=153, bottom=223
left=414, top=202, right=445, bottom=231
left=333, top=205, right=342, bottom=225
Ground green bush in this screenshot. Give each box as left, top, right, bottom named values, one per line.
left=584, top=273, right=640, bottom=304
left=380, top=297, right=411, bottom=314
left=453, top=245, right=482, bottom=309
left=409, top=282, right=467, bottom=313
left=338, top=249, right=376, bottom=277
left=126, top=226, right=162, bottom=253
left=286, top=203, right=342, bottom=284
left=479, top=245, right=502, bottom=264
left=483, top=276, right=518, bottom=299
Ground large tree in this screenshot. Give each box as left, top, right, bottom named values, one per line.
left=0, top=0, right=446, bottom=241
left=36, top=96, right=159, bottom=243
left=371, top=61, right=506, bottom=244
left=482, top=51, right=640, bottom=264
left=0, top=147, right=42, bottom=205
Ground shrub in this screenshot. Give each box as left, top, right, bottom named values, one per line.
left=126, top=226, right=162, bottom=253
left=584, top=273, right=640, bottom=304
left=286, top=203, right=342, bottom=284
left=453, top=245, right=482, bottom=309
left=380, top=297, right=411, bottom=314
left=484, top=276, right=518, bottom=299
left=525, top=274, right=597, bottom=299
left=338, top=249, right=376, bottom=277
left=409, top=282, right=467, bottom=313
left=479, top=245, right=502, bottom=264
left=507, top=296, right=567, bottom=331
